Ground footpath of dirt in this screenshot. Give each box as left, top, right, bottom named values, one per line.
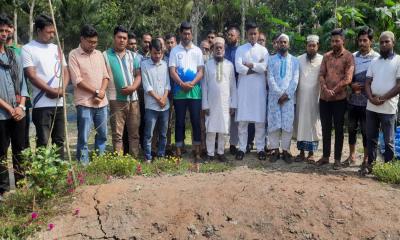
left=35, top=163, right=400, bottom=240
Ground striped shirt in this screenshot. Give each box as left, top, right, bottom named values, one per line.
left=349, top=50, right=380, bottom=107
left=103, top=48, right=140, bottom=101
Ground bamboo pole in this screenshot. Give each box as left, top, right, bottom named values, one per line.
left=47, top=0, right=77, bottom=187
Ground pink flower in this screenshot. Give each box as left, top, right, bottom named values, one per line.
left=67, top=188, right=75, bottom=193
left=31, top=212, right=38, bottom=220
left=73, top=208, right=80, bottom=216
left=136, top=164, right=142, bottom=175
left=47, top=223, right=55, bottom=231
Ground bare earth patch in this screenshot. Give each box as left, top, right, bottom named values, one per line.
left=36, top=161, right=400, bottom=240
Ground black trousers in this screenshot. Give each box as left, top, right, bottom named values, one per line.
left=32, top=107, right=65, bottom=158
left=366, top=110, right=396, bottom=164
left=348, top=104, right=367, bottom=147
left=0, top=117, right=26, bottom=193
left=319, top=99, right=347, bottom=160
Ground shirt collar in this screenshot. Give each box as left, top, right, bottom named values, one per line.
left=78, top=45, right=97, bottom=55
left=355, top=49, right=375, bottom=58
left=379, top=51, right=395, bottom=60
left=332, top=48, right=345, bottom=58
left=179, top=42, right=194, bottom=50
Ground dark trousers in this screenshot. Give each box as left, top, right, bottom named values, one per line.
left=319, top=99, right=347, bottom=160
left=348, top=104, right=367, bottom=147
left=366, top=110, right=396, bottom=164
left=0, top=117, right=26, bottom=193
left=32, top=107, right=65, bottom=158
left=248, top=123, right=255, bottom=146
left=174, top=99, right=201, bottom=147
left=25, top=107, right=30, bottom=148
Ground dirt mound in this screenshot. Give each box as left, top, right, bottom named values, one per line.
left=36, top=167, right=400, bottom=240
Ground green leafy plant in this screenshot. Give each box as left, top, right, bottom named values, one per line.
left=372, top=160, right=400, bottom=184
left=21, top=145, right=71, bottom=198
left=86, top=152, right=139, bottom=177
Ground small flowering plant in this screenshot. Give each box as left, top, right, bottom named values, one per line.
left=21, top=145, right=71, bottom=198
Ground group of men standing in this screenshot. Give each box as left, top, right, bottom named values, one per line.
left=1, top=12, right=400, bottom=195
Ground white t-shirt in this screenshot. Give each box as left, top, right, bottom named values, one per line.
left=22, top=40, right=67, bottom=108
left=168, top=43, right=204, bottom=73
left=366, top=54, right=400, bottom=114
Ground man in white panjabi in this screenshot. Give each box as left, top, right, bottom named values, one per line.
left=294, top=35, right=323, bottom=163
left=267, top=33, right=299, bottom=163
left=234, top=22, right=269, bottom=161
left=202, top=37, right=237, bottom=161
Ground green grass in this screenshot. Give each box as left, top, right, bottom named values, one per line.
left=372, top=160, right=400, bottom=184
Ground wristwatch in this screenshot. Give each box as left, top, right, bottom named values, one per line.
left=95, top=89, right=100, bottom=96
left=18, top=104, right=26, bottom=111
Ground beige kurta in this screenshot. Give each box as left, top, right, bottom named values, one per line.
left=294, top=53, right=323, bottom=141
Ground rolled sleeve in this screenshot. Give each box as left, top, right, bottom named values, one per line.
left=68, top=51, right=83, bottom=86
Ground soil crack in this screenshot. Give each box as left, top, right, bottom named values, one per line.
left=93, top=186, right=121, bottom=240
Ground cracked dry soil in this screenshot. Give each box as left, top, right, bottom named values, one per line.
left=35, top=166, right=400, bottom=240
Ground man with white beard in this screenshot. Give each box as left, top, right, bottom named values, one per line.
left=202, top=37, right=237, bottom=161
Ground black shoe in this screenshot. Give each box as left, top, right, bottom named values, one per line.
left=217, top=154, right=227, bottom=162
left=246, top=143, right=253, bottom=153
left=207, top=155, right=215, bottom=161
left=258, top=151, right=266, bottom=161
left=282, top=151, right=293, bottom=164
left=270, top=150, right=280, bottom=162
left=229, top=145, right=237, bottom=155
left=236, top=150, right=245, bottom=160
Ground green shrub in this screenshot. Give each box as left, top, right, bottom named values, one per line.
left=21, top=145, right=71, bottom=198
left=142, top=156, right=190, bottom=175
left=86, top=152, right=139, bottom=177
left=372, top=160, right=400, bottom=184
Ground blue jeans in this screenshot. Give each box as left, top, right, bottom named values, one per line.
left=76, top=105, right=108, bottom=164
left=366, top=110, right=396, bottom=164
left=174, top=99, right=201, bottom=147
left=144, top=109, right=169, bottom=160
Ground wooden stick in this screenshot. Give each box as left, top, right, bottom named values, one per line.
left=47, top=0, right=76, bottom=187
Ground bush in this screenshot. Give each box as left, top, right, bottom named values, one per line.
left=372, top=160, right=400, bottom=184
left=21, top=145, right=71, bottom=198
left=86, top=152, right=139, bottom=177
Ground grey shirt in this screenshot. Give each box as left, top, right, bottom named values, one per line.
left=0, top=51, right=28, bottom=120
left=141, top=58, right=170, bottom=111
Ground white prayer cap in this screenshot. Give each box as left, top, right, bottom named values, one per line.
left=214, top=37, right=225, bottom=46
left=277, top=33, right=290, bottom=42
left=307, top=35, right=319, bottom=43
left=380, top=31, right=395, bottom=42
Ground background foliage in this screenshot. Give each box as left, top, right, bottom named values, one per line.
left=0, top=0, right=399, bottom=54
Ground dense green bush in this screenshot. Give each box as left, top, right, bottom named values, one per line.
left=372, top=160, right=400, bottom=184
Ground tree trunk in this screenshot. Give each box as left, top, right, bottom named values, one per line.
left=13, top=0, right=18, bottom=44
left=190, top=0, right=201, bottom=45
left=29, top=0, right=36, bottom=42
left=241, top=0, right=246, bottom=42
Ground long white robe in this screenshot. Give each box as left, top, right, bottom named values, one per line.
left=202, top=59, right=237, bottom=134
left=267, top=53, right=299, bottom=133
left=294, top=53, right=323, bottom=141
left=235, top=43, right=268, bottom=123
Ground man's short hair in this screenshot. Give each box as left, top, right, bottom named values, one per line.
left=0, top=14, right=12, bottom=27
left=331, top=28, right=344, bottom=37
left=80, top=24, right=98, bottom=38
left=150, top=39, right=162, bottom=52
left=357, top=27, right=374, bottom=41
left=165, top=33, right=176, bottom=40
left=208, top=29, right=217, bottom=35
left=113, top=25, right=128, bottom=36
left=128, top=32, right=136, bottom=40
left=34, top=14, right=53, bottom=31
left=245, top=22, right=258, bottom=32
left=272, top=32, right=282, bottom=42
left=228, top=26, right=240, bottom=34
left=142, top=33, right=152, bottom=38
left=179, top=21, right=192, bottom=33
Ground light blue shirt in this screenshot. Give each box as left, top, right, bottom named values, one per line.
left=0, top=51, right=28, bottom=120
left=141, top=58, right=170, bottom=111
